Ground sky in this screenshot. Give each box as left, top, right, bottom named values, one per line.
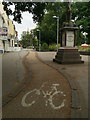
left=10, top=12, right=37, bottom=40
left=0, top=0, right=37, bottom=40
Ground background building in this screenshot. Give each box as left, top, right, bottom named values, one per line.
left=8, top=19, right=16, bottom=48
left=0, top=2, right=8, bottom=52
left=0, top=1, right=19, bottom=52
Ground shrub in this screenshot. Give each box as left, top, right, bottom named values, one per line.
left=49, top=44, right=57, bottom=51
left=35, top=46, right=39, bottom=51
left=49, top=44, right=60, bottom=51
left=41, top=43, right=49, bottom=51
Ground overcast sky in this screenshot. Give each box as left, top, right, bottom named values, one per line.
left=10, top=12, right=37, bottom=40
left=0, top=0, right=37, bottom=39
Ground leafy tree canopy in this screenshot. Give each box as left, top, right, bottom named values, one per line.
left=72, top=2, right=90, bottom=44
left=20, top=30, right=38, bottom=48
left=3, top=2, right=90, bottom=45
left=2, top=2, right=46, bottom=23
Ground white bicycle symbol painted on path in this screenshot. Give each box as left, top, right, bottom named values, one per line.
left=21, top=83, right=66, bottom=110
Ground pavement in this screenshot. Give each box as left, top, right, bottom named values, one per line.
left=2, top=50, right=71, bottom=118
left=2, top=50, right=28, bottom=97
left=0, top=55, right=2, bottom=120
left=37, top=51, right=89, bottom=118
left=2, top=50, right=89, bottom=118
left=2, top=50, right=29, bottom=107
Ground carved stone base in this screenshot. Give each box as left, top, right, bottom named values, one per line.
left=53, top=47, right=84, bottom=64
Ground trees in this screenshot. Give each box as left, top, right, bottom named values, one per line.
left=20, top=30, right=38, bottom=48
left=72, top=2, right=90, bottom=44
left=2, top=2, right=46, bottom=23
left=39, top=2, right=90, bottom=45
left=38, top=2, right=67, bottom=45
left=20, top=31, right=31, bottom=48
left=3, top=2, right=90, bottom=45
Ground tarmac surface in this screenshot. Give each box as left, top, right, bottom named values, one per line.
left=2, top=50, right=89, bottom=118
left=2, top=50, right=28, bottom=97
left=37, top=51, right=89, bottom=118
left=2, top=50, right=71, bottom=118
left=0, top=55, right=2, bottom=120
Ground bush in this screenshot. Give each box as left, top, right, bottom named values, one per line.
left=49, top=44, right=56, bottom=51
left=35, top=46, right=39, bottom=51
left=49, top=44, right=60, bottom=51
left=41, top=43, right=49, bottom=51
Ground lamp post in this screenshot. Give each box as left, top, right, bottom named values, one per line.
left=53, top=16, right=59, bottom=52
left=37, top=29, right=41, bottom=52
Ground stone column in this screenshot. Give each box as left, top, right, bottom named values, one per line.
left=53, top=1, right=84, bottom=64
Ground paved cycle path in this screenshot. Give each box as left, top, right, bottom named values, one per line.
left=37, top=52, right=88, bottom=118
left=3, top=50, right=71, bottom=118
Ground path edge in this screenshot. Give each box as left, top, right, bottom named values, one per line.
left=2, top=50, right=32, bottom=107
left=36, top=51, right=82, bottom=118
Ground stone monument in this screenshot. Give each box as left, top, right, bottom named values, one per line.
left=53, top=1, right=84, bottom=64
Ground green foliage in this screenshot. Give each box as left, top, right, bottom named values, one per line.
left=72, top=2, right=90, bottom=44
left=3, top=2, right=90, bottom=45
left=20, top=30, right=38, bottom=48
left=49, top=43, right=60, bottom=51
left=78, top=46, right=90, bottom=52
left=40, top=2, right=67, bottom=45
left=20, top=31, right=30, bottom=48
left=76, top=31, right=85, bottom=45
left=41, top=43, right=48, bottom=51
left=35, top=46, right=39, bottom=51
left=2, top=2, right=46, bottom=24
left=49, top=44, right=57, bottom=51
left=46, top=2, right=67, bottom=27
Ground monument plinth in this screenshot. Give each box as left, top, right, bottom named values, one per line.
left=53, top=22, right=84, bottom=64
left=53, top=1, right=84, bottom=64
left=60, top=22, right=78, bottom=47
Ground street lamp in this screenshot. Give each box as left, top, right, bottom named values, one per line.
left=37, top=29, right=41, bottom=52
left=53, top=16, right=59, bottom=52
